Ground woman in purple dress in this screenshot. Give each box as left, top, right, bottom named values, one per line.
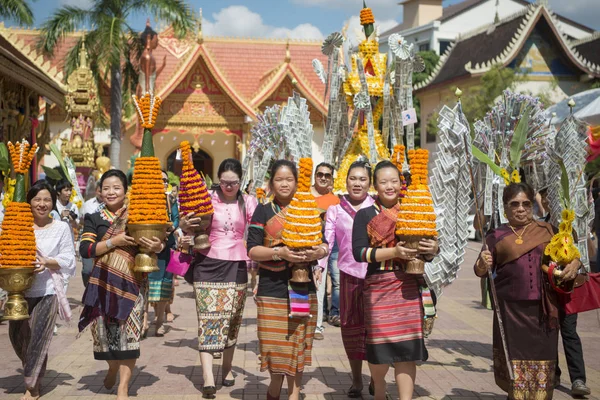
left=475, top=182, right=580, bottom=400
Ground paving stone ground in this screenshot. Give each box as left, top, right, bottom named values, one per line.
left=1, top=241, right=599, bottom=399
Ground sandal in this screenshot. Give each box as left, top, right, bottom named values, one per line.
left=166, top=312, right=175, bottom=323
left=328, top=315, right=341, bottom=327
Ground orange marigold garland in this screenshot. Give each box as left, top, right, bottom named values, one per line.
left=132, top=93, right=162, bottom=129
left=360, top=7, right=375, bottom=25
left=282, top=158, right=323, bottom=248
left=395, top=149, right=437, bottom=238
left=128, top=157, right=168, bottom=224
left=0, top=140, right=38, bottom=268
left=255, top=187, right=266, bottom=204
left=178, top=141, right=213, bottom=217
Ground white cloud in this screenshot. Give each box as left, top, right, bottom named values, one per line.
left=343, top=15, right=399, bottom=49
left=203, top=6, right=324, bottom=40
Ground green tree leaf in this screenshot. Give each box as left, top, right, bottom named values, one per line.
left=42, top=165, right=64, bottom=181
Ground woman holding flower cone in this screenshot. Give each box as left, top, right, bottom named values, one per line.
left=351, top=161, right=438, bottom=400
left=179, top=158, right=257, bottom=398
left=79, top=170, right=163, bottom=400
left=8, top=181, right=76, bottom=400
left=247, top=160, right=327, bottom=400
left=475, top=182, right=580, bottom=400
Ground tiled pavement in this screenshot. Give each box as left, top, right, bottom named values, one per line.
left=1, top=242, right=599, bottom=399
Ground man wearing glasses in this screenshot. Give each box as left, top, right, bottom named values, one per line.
left=311, top=162, right=341, bottom=340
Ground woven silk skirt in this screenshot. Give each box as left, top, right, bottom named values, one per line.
left=192, top=256, right=248, bottom=352
left=340, top=271, right=367, bottom=361
left=364, top=270, right=428, bottom=364
left=256, top=294, right=317, bottom=376
left=91, top=284, right=146, bottom=360
left=148, top=261, right=173, bottom=303
left=493, top=299, right=558, bottom=400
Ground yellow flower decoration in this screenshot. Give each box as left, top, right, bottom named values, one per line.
left=511, top=169, right=521, bottom=183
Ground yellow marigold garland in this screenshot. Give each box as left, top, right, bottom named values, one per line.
left=395, top=149, right=438, bottom=238
left=128, top=157, right=168, bottom=224
left=178, top=141, right=213, bottom=217
left=544, top=209, right=580, bottom=265
left=2, top=176, right=15, bottom=208
left=282, top=158, right=323, bottom=248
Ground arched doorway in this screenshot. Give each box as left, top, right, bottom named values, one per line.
left=166, top=147, right=213, bottom=179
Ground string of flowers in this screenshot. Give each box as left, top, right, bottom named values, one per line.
left=0, top=140, right=38, bottom=268
left=255, top=187, right=266, bottom=204
left=132, top=93, right=162, bottom=129
left=128, top=157, right=168, bottom=224
left=396, top=149, right=437, bottom=238
left=178, top=141, right=213, bottom=217
left=282, top=158, right=323, bottom=248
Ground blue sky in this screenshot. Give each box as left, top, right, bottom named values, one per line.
left=12, top=0, right=600, bottom=38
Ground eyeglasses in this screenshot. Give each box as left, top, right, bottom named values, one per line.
left=219, top=180, right=240, bottom=188
left=316, top=172, right=333, bottom=180
left=506, top=201, right=532, bottom=210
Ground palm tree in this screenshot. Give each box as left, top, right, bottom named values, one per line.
left=38, top=0, right=194, bottom=169
left=0, top=0, right=34, bottom=25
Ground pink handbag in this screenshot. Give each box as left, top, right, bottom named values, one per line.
left=166, top=249, right=193, bottom=276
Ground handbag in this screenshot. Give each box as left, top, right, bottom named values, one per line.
left=166, top=249, right=193, bottom=276
left=558, top=272, right=600, bottom=315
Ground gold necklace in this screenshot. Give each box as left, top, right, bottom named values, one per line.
left=508, top=222, right=532, bottom=245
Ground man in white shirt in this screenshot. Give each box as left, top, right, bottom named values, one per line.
left=82, top=182, right=104, bottom=218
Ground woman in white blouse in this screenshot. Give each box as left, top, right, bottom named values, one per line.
left=8, top=180, right=76, bottom=400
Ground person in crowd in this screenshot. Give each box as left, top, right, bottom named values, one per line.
left=248, top=160, right=327, bottom=400
left=79, top=170, right=163, bottom=400
left=475, top=182, right=580, bottom=400
left=81, top=181, right=104, bottom=286
left=54, top=179, right=80, bottom=234
left=352, top=160, right=438, bottom=400
left=179, top=158, right=257, bottom=399
left=147, top=170, right=179, bottom=337
left=320, top=160, right=375, bottom=397
left=9, top=180, right=75, bottom=400
left=311, top=162, right=340, bottom=339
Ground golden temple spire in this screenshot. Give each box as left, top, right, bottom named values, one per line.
left=197, top=8, right=204, bottom=44
left=285, top=39, right=291, bottom=63
left=79, top=35, right=88, bottom=69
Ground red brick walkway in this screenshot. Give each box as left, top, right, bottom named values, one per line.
left=1, top=242, right=599, bottom=399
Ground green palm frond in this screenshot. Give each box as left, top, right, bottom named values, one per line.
left=37, top=6, right=92, bottom=55
left=132, top=0, right=195, bottom=37
left=0, top=0, right=34, bottom=26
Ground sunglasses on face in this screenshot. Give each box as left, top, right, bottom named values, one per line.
left=220, top=180, right=240, bottom=188
left=506, top=201, right=532, bottom=210
left=316, top=172, right=333, bottom=180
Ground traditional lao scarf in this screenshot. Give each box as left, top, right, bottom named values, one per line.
left=259, top=201, right=288, bottom=273
left=367, top=199, right=401, bottom=248
left=339, top=195, right=359, bottom=219
left=78, top=207, right=139, bottom=332
left=288, top=281, right=311, bottom=318
left=36, top=246, right=72, bottom=323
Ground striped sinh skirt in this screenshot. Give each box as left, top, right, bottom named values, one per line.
left=91, top=283, right=146, bottom=360
left=340, top=271, right=367, bottom=361
left=193, top=257, right=248, bottom=352
left=9, top=295, right=59, bottom=389
left=364, top=270, right=428, bottom=364
left=256, top=293, right=318, bottom=376
left=493, top=299, right=558, bottom=400
left=148, top=262, right=173, bottom=303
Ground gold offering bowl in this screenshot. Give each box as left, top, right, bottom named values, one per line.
left=289, top=264, right=311, bottom=283
left=0, top=268, right=35, bottom=320
left=398, top=237, right=425, bottom=275
left=192, top=215, right=213, bottom=251
left=127, top=223, right=169, bottom=273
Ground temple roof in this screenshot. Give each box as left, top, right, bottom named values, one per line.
left=415, top=5, right=600, bottom=92
left=0, top=25, right=328, bottom=118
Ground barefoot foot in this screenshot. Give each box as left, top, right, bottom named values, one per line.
left=104, top=367, right=118, bottom=390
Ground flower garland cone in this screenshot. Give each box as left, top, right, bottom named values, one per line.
left=395, top=149, right=437, bottom=274
left=0, top=140, right=38, bottom=320
left=282, top=158, right=323, bottom=283
left=178, top=141, right=214, bottom=251
left=128, top=95, right=168, bottom=273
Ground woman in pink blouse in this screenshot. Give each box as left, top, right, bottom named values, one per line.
left=180, top=158, right=257, bottom=399
left=319, top=160, right=374, bottom=397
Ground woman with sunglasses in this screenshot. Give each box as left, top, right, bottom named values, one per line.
left=179, top=158, right=257, bottom=398
left=475, top=182, right=580, bottom=399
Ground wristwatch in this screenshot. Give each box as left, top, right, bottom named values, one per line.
left=272, top=247, right=282, bottom=261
